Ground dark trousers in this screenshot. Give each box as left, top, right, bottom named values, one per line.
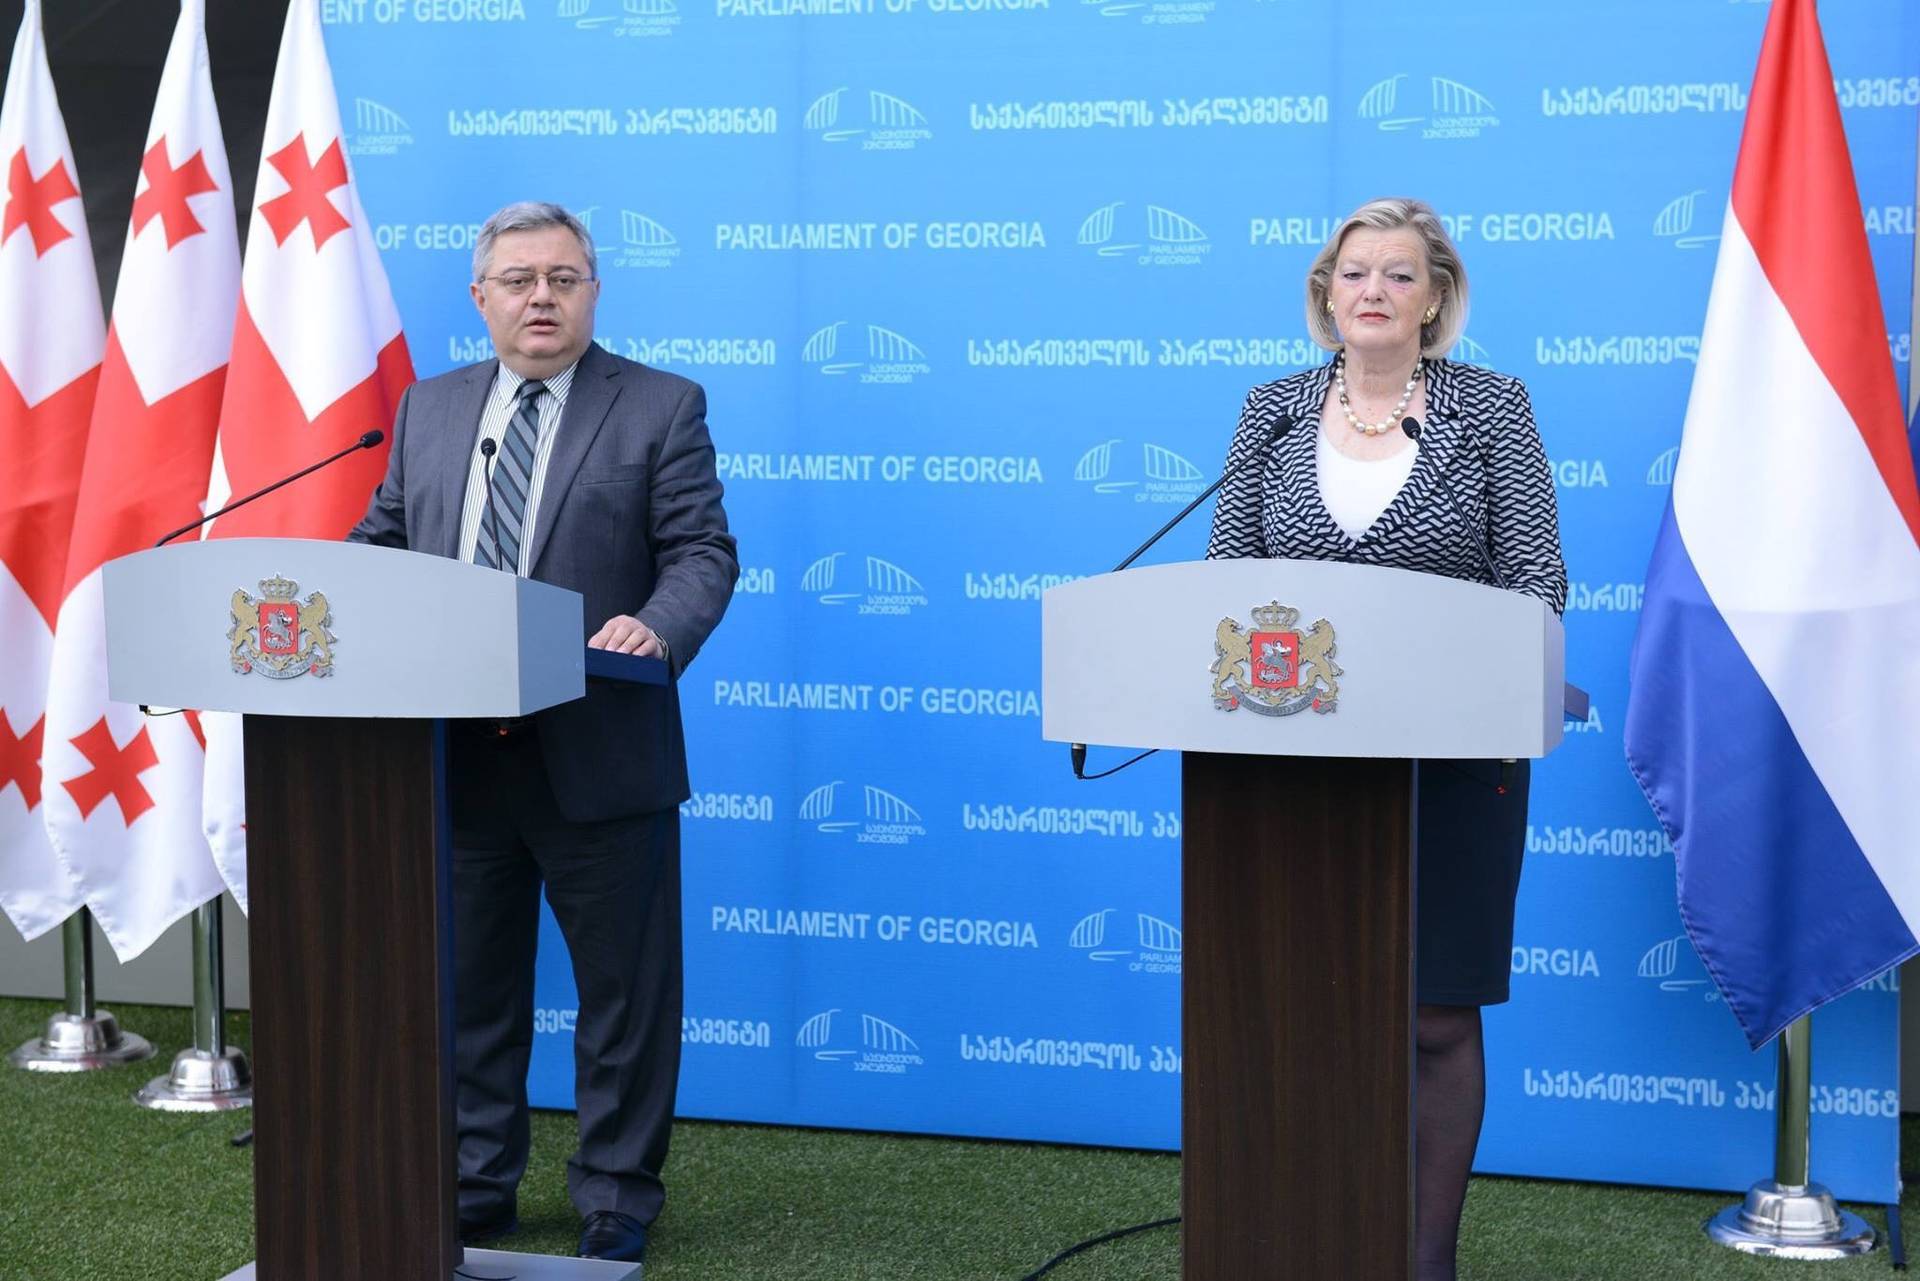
left=448, top=723, right=683, bottom=1226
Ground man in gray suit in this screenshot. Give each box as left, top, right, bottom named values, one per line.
left=350, top=201, right=737, bottom=1265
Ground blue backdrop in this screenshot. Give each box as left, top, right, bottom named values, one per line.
left=319, top=0, right=1918, bottom=1201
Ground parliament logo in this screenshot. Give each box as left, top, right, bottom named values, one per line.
left=347, top=98, right=413, bottom=157
left=1638, top=934, right=1718, bottom=1001
left=796, top=1008, right=925, bottom=1073
left=1450, top=334, right=1492, bottom=366
left=1653, top=190, right=1720, bottom=250
left=228, top=576, right=334, bottom=679
left=1358, top=73, right=1499, bottom=139
left=1076, top=201, right=1209, bottom=268
left=572, top=205, right=619, bottom=258
left=1073, top=438, right=1205, bottom=504
left=804, top=87, right=932, bottom=151
left=802, top=321, right=930, bottom=384
left=1210, top=602, right=1339, bottom=715
left=798, top=780, right=927, bottom=844
left=1069, top=908, right=1182, bottom=975
left=1646, top=446, right=1678, bottom=486
left=801, top=552, right=928, bottom=614
left=607, top=210, right=681, bottom=269
left=559, top=0, right=681, bottom=36
left=1078, top=0, right=1217, bottom=27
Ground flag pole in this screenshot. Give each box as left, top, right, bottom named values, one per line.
left=7, top=908, right=155, bottom=1071
left=134, top=897, right=251, bottom=1111
left=1705, top=1014, right=1876, bottom=1258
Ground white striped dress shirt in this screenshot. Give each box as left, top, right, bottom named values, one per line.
left=456, top=358, right=579, bottom=574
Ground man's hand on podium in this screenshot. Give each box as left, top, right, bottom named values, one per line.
left=589, top=613, right=668, bottom=662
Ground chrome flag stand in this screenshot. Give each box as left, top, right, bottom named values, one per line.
left=1706, top=1015, right=1876, bottom=1259
left=7, top=909, right=155, bottom=1071
left=134, top=899, right=251, bottom=1111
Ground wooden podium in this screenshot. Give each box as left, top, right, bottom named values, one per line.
left=1042, top=559, right=1567, bottom=1281
left=103, top=537, right=662, bottom=1281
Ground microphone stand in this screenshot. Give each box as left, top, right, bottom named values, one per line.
left=477, top=437, right=508, bottom=573
left=1074, top=414, right=1295, bottom=777
left=1110, top=414, right=1294, bottom=573
left=1399, top=417, right=1506, bottom=590
left=156, top=430, right=385, bottom=548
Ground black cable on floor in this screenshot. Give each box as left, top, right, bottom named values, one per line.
left=1019, top=1215, right=1179, bottom=1279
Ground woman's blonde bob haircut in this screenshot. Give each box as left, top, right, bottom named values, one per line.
left=1305, top=197, right=1469, bottom=359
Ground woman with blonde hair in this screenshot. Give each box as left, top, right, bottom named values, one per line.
left=1207, top=196, right=1568, bottom=1280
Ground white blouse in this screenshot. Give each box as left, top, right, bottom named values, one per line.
left=1315, top=425, right=1417, bottom=541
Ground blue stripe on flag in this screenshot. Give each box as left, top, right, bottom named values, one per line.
left=1908, top=396, right=1918, bottom=470
left=1624, top=504, right=1918, bottom=1047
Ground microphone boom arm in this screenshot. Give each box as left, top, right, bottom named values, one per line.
left=156, top=430, right=384, bottom=548
left=1110, top=414, right=1292, bottom=574
left=1400, top=417, right=1507, bottom=590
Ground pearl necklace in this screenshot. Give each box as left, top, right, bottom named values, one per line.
left=1335, top=356, right=1423, bottom=436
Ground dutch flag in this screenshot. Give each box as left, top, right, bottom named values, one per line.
left=1623, top=0, right=1920, bottom=1050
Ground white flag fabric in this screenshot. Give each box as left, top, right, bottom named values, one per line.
left=0, top=1, right=102, bottom=941
left=202, top=0, right=413, bottom=912
left=42, top=0, right=236, bottom=959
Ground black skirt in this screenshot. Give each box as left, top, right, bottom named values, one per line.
left=1416, top=759, right=1529, bottom=1007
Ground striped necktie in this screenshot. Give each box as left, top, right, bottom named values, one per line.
left=476, top=379, right=545, bottom=572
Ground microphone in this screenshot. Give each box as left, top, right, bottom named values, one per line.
left=1074, top=413, right=1296, bottom=779
left=1110, top=413, right=1295, bottom=574
left=156, top=430, right=385, bottom=547
left=477, top=437, right=509, bottom=573
left=1399, top=418, right=1506, bottom=590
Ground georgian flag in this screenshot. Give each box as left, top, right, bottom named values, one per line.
left=1623, top=0, right=1920, bottom=1047
left=41, top=0, right=235, bottom=959
left=0, top=1, right=102, bottom=941
left=201, top=0, right=413, bottom=912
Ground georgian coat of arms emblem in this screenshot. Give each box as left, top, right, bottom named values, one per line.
left=228, top=575, right=334, bottom=679
left=1210, top=601, right=1340, bottom=715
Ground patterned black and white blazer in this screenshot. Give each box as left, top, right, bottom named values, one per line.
left=1204, top=358, right=1569, bottom=616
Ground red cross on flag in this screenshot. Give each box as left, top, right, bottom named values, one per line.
left=201, top=0, right=413, bottom=911
left=40, top=0, right=234, bottom=959
left=0, top=1, right=102, bottom=942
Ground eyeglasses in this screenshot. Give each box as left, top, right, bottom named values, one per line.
left=478, top=270, right=595, bottom=297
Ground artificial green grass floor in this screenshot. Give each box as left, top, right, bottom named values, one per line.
left=0, top=996, right=1912, bottom=1280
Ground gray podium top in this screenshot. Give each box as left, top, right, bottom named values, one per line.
left=1041, top=558, right=1565, bottom=759
left=103, top=537, right=586, bottom=719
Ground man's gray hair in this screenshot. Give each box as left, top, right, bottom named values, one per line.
left=472, top=201, right=597, bottom=282
left=1304, top=197, right=1469, bottom=359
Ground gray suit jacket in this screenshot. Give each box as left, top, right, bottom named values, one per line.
left=349, top=341, right=738, bottom=820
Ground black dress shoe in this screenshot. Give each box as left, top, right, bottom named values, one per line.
left=578, top=1209, right=648, bottom=1263
left=458, top=1208, right=519, bottom=1247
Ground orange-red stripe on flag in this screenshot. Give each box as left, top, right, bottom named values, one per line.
left=1729, top=0, right=1920, bottom=543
